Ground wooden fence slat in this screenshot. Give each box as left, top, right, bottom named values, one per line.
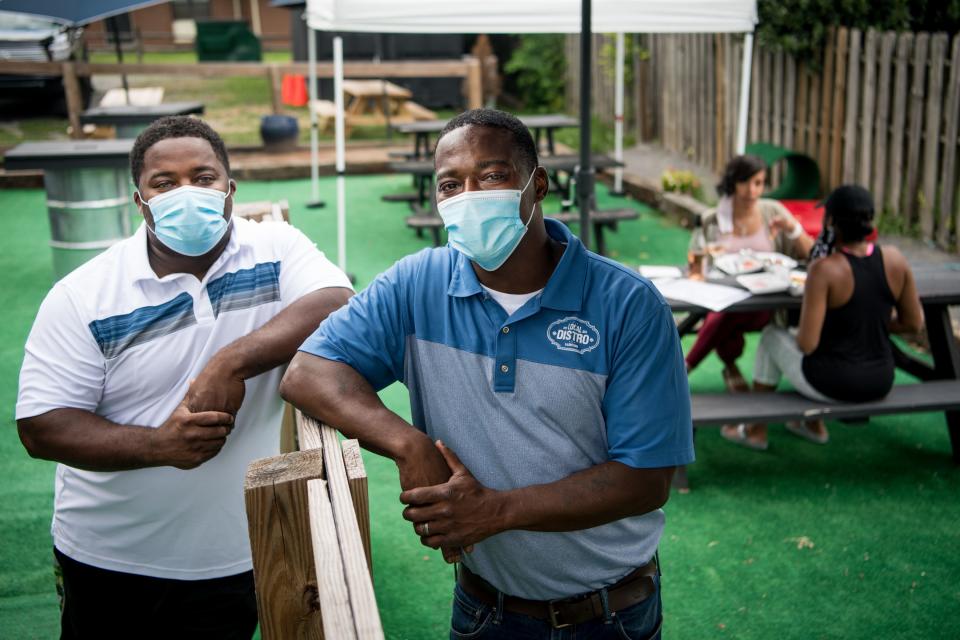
left=818, top=27, right=837, bottom=187
left=341, top=439, right=372, bottom=574
left=245, top=450, right=326, bottom=640
left=795, top=62, right=808, bottom=154
left=858, top=29, right=878, bottom=186
left=784, top=54, right=797, bottom=154
left=730, top=36, right=741, bottom=156
left=887, top=32, right=914, bottom=215
left=830, top=28, right=850, bottom=189
left=842, top=28, right=861, bottom=184
left=939, top=34, right=960, bottom=250
left=317, top=419, right=384, bottom=640
left=307, top=479, right=357, bottom=640
left=904, top=32, right=930, bottom=223
left=807, top=64, right=821, bottom=162
left=920, top=33, right=948, bottom=241
left=772, top=49, right=784, bottom=183
left=872, top=32, right=897, bottom=207
left=715, top=33, right=727, bottom=169
left=705, top=34, right=716, bottom=167
left=761, top=49, right=773, bottom=145
left=296, top=408, right=324, bottom=451
left=750, top=40, right=761, bottom=145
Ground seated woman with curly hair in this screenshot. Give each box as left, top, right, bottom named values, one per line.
left=685, top=155, right=814, bottom=390
left=721, top=185, right=925, bottom=450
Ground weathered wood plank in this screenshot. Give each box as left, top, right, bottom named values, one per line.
left=872, top=32, right=896, bottom=207
left=842, top=28, right=862, bottom=184
left=761, top=48, right=773, bottom=145
left=887, top=32, right=913, bottom=215
left=796, top=61, right=809, bottom=154
left=307, top=479, right=356, bottom=640
left=296, top=408, right=324, bottom=451
left=705, top=34, right=716, bottom=167
left=61, top=62, right=83, bottom=140
left=830, top=27, right=850, bottom=189
left=807, top=64, right=821, bottom=162
left=858, top=29, right=878, bottom=187
left=715, top=33, right=727, bottom=169
left=819, top=27, right=837, bottom=188
left=316, top=418, right=384, bottom=639
left=920, top=33, right=947, bottom=241
left=772, top=49, right=784, bottom=183
left=783, top=54, right=797, bottom=155
left=904, top=32, right=930, bottom=224
left=280, top=402, right=298, bottom=454
left=939, top=34, right=960, bottom=250
left=245, top=450, right=326, bottom=640
left=750, top=40, right=761, bottom=146
left=341, top=439, right=372, bottom=575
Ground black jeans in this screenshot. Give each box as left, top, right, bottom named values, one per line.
left=54, top=547, right=258, bottom=640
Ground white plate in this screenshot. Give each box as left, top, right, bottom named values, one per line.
left=714, top=253, right=764, bottom=275
left=754, top=252, right=799, bottom=270
left=736, top=272, right=791, bottom=294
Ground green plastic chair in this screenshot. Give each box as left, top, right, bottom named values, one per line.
left=745, top=142, right=821, bottom=200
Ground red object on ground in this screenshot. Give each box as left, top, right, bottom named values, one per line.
left=780, top=199, right=878, bottom=242
left=281, top=74, right=308, bottom=107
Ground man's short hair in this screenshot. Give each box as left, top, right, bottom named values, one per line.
left=436, top=109, right=539, bottom=178
left=130, top=116, right=230, bottom=187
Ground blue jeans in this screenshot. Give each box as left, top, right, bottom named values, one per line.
left=449, top=575, right=662, bottom=640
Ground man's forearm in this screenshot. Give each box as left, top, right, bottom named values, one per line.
left=212, top=287, right=353, bottom=380
left=19, top=409, right=166, bottom=472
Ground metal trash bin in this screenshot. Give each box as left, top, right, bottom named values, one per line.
left=4, top=140, right=135, bottom=280
left=80, top=102, right=206, bottom=139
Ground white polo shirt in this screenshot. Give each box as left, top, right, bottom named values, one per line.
left=16, top=216, right=351, bottom=580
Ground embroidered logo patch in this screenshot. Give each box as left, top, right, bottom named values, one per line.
left=547, top=317, right=600, bottom=354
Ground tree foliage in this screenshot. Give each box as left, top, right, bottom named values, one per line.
left=503, top=34, right=567, bottom=112
left=757, top=0, right=960, bottom=62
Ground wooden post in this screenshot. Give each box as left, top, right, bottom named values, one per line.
left=887, top=32, right=913, bottom=216
left=858, top=29, right=877, bottom=187
left=872, top=32, right=896, bottom=208
left=841, top=28, right=861, bottom=184
left=464, top=56, right=483, bottom=110
left=341, top=439, right=372, bottom=574
left=795, top=62, right=808, bottom=155
left=818, top=27, right=837, bottom=188
left=316, top=419, right=384, bottom=639
left=296, top=408, right=324, bottom=451
left=280, top=402, right=298, bottom=453
left=920, top=33, right=947, bottom=242
left=904, top=33, right=930, bottom=224
left=269, top=65, right=283, bottom=115
left=61, top=62, right=83, bottom=139
left=830, top=27, right=849, bottom=190
left=307, top=479, right=357, bottom=640
left=245, top=449, right=326, bottom=640
left=938, top=35, right=960, bottom=251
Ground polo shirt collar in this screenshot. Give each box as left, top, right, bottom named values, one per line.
left=129, top=217, right=243, bottom=284
left=446, top=218, right=588, bottom=312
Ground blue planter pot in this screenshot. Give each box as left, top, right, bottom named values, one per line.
left=260, top=115, right=299, bottom=151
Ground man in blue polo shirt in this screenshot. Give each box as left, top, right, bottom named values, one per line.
left=281, top=109, right=692, bottom=638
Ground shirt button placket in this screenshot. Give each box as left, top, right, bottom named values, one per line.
left=495, top=323, right=517, bottom=392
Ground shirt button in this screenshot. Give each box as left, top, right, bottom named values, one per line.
left=500, top=364, right=509, bottom=373
left=502, top=327, right=510, bottom=334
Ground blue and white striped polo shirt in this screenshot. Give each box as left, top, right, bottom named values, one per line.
left=301, top=218, right=694, bottom=599
left=17, top=216, right=351, bottom=580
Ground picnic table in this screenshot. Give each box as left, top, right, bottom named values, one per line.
left=662, top=262, right=960, bottom=487
left=391, top=113, right=578, bottom=159
left=80, top=101, right=205, bottom=138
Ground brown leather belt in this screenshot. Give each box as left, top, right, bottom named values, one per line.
left=457, top=558, right=658, bottom=629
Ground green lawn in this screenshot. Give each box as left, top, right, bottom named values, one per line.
left=0, top=176, right=957, bottom=639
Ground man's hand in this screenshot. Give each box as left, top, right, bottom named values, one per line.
left=185, top=358, right=246, bottom=415
left=152, top=400, right=235, bottom=469
left=400, top=441, right=499, bottom=559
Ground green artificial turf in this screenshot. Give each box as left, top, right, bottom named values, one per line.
left=0, top=177, right=957, bottom=639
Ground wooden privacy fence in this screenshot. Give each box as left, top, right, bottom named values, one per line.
left=567, top=28, right=960, bottom=252
left=244, top=409, right=382, bottom=639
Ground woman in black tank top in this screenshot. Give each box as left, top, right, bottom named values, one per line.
left=722, top=185, right=924, bottom=451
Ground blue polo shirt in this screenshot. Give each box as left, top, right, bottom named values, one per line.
left=301, top=219, right=693, bottom=599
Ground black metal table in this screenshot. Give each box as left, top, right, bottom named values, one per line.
left=80, top=101, right=205, bottom=138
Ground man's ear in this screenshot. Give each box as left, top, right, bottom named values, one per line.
left=534, top=167, right=549, bottom=202
left=228, top=178, right=237, bottom=198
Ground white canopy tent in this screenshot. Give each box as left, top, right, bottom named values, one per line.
left=304, top=0, right=758, bottom=269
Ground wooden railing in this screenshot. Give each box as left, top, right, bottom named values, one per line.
left=244, top=409, right=382, bottom=639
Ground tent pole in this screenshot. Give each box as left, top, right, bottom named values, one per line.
left=577, top=0, right=593, bottom=249
left=613, top=31, right=625, bottom=195
left=735, top=32, right=754, bottom=155
left=334, top=35, right=347, bottom=273
left=305, top=17, right=324, bottom=208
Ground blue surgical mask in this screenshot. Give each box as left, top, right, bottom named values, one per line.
left=437, top=171, right=536, bottom=271
left=140, top=185, right=231, bottom=257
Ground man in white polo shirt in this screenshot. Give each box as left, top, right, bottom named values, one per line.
left=16, top=116, right=352, bottom=638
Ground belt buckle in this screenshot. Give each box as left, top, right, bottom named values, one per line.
left=547, top=601, right=572, bottom=629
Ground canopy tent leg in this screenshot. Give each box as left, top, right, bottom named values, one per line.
left=334, top=35, right=347, bottom=274
left=306, top=17, right=325, bottom=209
left=576, top=0, right=594, bottom=249
left=612, top=32, right=625, bottom=196
left=735, top=32, right=754, bottom=155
